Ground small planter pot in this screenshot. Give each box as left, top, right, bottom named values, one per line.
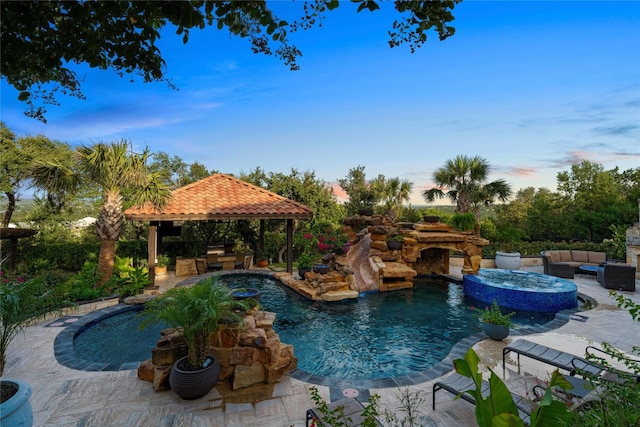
left=298, top=268, right=311, bottom=278
left=483, top=323, right=510, bottom=341
left=423, top=215, right=440, bottom=223
left=313, top=264, right=330, bottom=275
left=256, top=259, right=268, bottom=268
left=357, top=208, right=374, bottom=216
left=231, top=288, right=261, bottom=303
left=0, top=379, right=33, bottom=427
left=154, top=266, right=167, bottom=275
left=170, top=356, right=220, bottom=400
left=495, top=251, right=522, bottom=270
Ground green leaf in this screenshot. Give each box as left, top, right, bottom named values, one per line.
left=18, top=91, right=30, bottom=101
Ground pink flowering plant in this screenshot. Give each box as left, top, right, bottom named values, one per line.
left=299, top=226, right=350, bottom=257
left=471, top=299, right=515, bottom=327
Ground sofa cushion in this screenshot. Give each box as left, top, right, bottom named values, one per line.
left=588, top=251, right=606, bottom=264
left=546, top=250, right=560, bottom=263
left=558, top=250, right=573, bottom=262
left=571, top=250, right=589, bottom=263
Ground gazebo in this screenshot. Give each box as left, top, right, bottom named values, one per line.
left=124, top=173, right=314, bottom=283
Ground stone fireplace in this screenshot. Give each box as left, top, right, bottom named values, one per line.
left=625, top=198, right=640, bottom=278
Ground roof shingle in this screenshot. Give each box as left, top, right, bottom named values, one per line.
left=124, top=173, right=314, bottom=221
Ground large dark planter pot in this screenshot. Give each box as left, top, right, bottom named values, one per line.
left=387, top=240, right=403, bottom=251
left=483, top=323, right=510, bottom=341
left=495, top=251, right=522, bottom=270
left=298, top=268, right=311, bottom=278
left=0, top=379, right=33, bottom=427
left=357, top=208, right=374, bottom=216
left=313, top=264, right=330, bottom=274
left=423, top=215, right=440, bottom=223
left=169, top=356, right=220, bottom=400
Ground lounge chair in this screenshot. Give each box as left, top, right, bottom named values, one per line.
left=502, top=340, right=603, bottom=377
left=432, top=372, right=533, bottom=423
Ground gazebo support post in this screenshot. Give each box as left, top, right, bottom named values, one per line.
left=259, top=219, right=265, bottom=257
left=149, top=222, right=158, bottom=285
left=286, top=219, right=293, bottom=274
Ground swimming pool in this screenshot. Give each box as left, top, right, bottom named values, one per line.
left=63, top=273, right=560, bottom=382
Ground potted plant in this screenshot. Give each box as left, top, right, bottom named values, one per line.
left=472, top=299, right=515, bottom=341
left=1, top=272, right=66, bottom=425
left=154, top=254, right=169, bottom=275
left=296, top=251, right=314, bottom=278
left=387, top=234, right=404, bottom=251
left=494, top=226, right=528, bottom=270
left=141, top=277, right=251, bottom=399
left=451, top=212, right=476, bottom=233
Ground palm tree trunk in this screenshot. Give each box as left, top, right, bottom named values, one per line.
left=97, top=238, right=116, bottom=287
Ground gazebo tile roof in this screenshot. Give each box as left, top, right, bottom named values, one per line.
left=124, top=173, right=313, bottom=221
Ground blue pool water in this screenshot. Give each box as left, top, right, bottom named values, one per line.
left=73, top=274, right=555, bottom=380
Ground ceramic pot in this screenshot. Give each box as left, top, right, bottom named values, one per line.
left=231, top=288, right=261, bottom=302
left=256, top=259, right=268, bottom=268
left=495, top=251, right=522, bottom=270
left=483, top=323, right=510, bottom=341
left=423, top=215, right=440, bottom=223
left=313, top=264, right=330, bottom=274
left=154, top=266, right=167, bottom=275
left=357, top=208, right=374, bottom=216
left=0, top=379, right=33, bottom=427
left=298, top=268, right=311, bottom=278
left=169, top=356, right=220, bottom=400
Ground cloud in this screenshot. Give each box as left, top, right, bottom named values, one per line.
left=592, top=123, right=639, bottom=138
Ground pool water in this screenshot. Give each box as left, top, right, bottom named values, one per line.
left=73, top=306, right=168, bottom=365
left=72, top=275, right=555, bottom=380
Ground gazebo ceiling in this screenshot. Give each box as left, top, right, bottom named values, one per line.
left=124, top=173, right=314, bottom=222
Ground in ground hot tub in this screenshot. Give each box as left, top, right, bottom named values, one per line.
left=463, top=269, right=577, bottom=312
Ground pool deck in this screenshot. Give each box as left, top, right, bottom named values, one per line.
left=4, top=265, right=639, bottom=426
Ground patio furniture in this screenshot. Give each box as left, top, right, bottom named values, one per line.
left=597, top=263, right=636, bottom=292
left=432, top=372, right=533, bottom=423
left=502, top=340, right=603, bottom=377
left=541, top=250, right=607, bottom=279
left=578, top=265, right=599, bottom=276
left=305, top=397, right=383, bottom=427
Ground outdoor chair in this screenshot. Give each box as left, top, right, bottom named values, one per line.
left=432, top=372, right=533, bottom=423
left=502, top=340, right=603, bottom=377
left=597, top=263, right=636, bottom=292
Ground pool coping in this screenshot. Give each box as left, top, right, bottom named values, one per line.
left=52, top=270, right=597, bottom=389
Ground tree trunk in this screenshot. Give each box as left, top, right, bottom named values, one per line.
left=96, top=238, right=116, bottom=287
left=2, top=192, right=16, bottom=227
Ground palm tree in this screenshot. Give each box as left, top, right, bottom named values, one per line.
left=30, top=140, right=171, bottom=286
left=380, top=177, right=413, bottom=222
left=423, top=155, right=511, bottom=232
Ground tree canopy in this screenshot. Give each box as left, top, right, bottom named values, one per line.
left=1, top=0, right=460, bottom=122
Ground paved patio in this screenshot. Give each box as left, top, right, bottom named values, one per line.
left=4, top=266, right=639, bottom=426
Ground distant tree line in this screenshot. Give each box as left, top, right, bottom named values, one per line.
left=2, top=122, right=638, bottom=279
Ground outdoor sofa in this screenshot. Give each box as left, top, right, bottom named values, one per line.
left=541, top=250, right=607, bottom=279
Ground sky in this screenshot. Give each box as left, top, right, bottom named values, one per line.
left=1, top=1, right=639, bottom=206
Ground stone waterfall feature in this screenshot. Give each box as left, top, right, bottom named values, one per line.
left=277, top=214, right=490, bottom=302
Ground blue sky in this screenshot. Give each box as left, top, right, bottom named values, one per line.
left=2, top=1, right=639, bottom=205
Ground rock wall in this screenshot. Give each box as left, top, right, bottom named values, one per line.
left=276, top=214, right=489, bottom=302
left=137, top=307, right=297, bottom=392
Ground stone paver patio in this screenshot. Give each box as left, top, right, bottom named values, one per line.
left=4, top=265, right=639, bottom=426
